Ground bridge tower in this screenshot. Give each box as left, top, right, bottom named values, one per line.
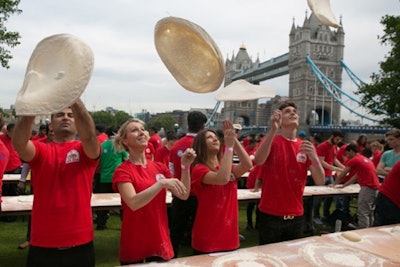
left=289, top=12, right=345, bottom=128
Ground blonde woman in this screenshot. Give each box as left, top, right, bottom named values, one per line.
left=112, top=119, right=196, bottom=265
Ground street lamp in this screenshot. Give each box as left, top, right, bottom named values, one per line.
left=174, top=123, right=179, bottom=133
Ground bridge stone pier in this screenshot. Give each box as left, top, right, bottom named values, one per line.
left=221, top=12, right=346, bottom=133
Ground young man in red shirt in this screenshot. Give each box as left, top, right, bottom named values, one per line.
left=333, top=144, right=380, bottom=228
left=313, top=130, right=345, bottom=224
left=253, top=101, right=324, bottom=244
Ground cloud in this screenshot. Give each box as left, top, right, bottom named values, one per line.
left=1, top=0, right=399, bottom=121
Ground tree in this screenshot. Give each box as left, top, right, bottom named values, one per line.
left=114, top=110, right=132, bottom=126
left=357, top=15, right=400, bottom=128
left=0, top=0, right=22, bottom=69
left=90, top=110, right=117, bottom=127
left=146, top=114, right=177, bottom=133
left=90, top=109, right=132, bottom=128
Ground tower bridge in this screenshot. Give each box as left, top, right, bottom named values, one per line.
left=231, top=53, right=289, bottom=83
left=219, top=12, right=390, bottom=137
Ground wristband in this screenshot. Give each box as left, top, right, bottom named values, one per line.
left=181, top=164, right=190, bottom=171
left=224, top=146, right=234, bottom=153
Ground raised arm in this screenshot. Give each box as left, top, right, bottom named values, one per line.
left=201, top=127, right=237, bottom=185
left=175, top=148, right=196, bottom=200
left=253, top=109, right=281, bottom=165
left=12, top=116, right=36, bottom=162
left=376, top=161, right=390, bottom=177
left=301, top=140, right=325, bottom=185
left=70, top=99, right=100, bottom=160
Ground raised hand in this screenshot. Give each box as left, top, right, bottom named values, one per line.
left=181, top=147, right=197, bottom=166
left=270, top=109, right=282, bottom=131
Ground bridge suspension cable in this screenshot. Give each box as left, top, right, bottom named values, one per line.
left=206, top=101, right=221, bottom=127
left=340, top=59, right=366, bottom=89
left=306, top=56, right=381, bottom=123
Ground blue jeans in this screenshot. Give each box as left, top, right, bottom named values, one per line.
left=313, top=176, right=334, bottom=219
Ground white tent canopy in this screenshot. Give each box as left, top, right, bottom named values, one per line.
left=215, top=79, right=276, bottom=101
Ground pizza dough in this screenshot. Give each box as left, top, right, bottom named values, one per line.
left=390, top=226, right=400, bottom=235
left=300, top=243, right=396, bottom=266
left=212, top=251, right=287, bottom=267
left=15, top=34, right=94, bottom=116
left=341, top=231, right=362, bottom=242
left=307, top=0, right=340, bottom=28
left=154, top=16, right=225, bottom=94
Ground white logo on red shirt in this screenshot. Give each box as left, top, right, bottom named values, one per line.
left=156, top=174, right=166, bottom=181
left=177, top=150, right=183, bottom=158
left=65, top=149, right=80, bottom=164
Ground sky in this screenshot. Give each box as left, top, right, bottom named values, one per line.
left=1, top=0, right=399, bottom=120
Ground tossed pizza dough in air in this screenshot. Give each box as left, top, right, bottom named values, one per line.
left=307, top=0, right=340, bottom=28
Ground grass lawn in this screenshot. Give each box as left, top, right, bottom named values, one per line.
left=0, top=199, right=355, bottom=267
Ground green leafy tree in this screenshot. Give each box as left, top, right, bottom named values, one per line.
left=357, top=15, right=400, bottom=128
left=114, top=110, right=132, bottom=126
left=0, top=0, right=22, bottom=69
left=147, top=114, right=177, bottom=132
left=90, top=109, right=132, bottom=128
left=90, top=110, right=116, bottom=127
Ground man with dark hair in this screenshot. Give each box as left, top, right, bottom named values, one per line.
left=313, top=129, right=346, bottom=224
left=31, top=124, right=47, bottom=141
left=333, top=144, right=380, bottom=228
left=154, top=131, right=177, bottom=168
left=254, top=101, right=324, bottom=244
left=376, top=129, right=400, bottom=181
left=169, top=110, right=207, bottom=257
left=12, top=99, right=100, bottom=267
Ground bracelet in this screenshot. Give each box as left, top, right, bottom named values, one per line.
left=181, top=164, right=190, bottom=171
left=224, top=146, right=234, bottom=153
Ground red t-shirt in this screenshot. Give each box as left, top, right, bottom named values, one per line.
left=145, top=142, right=155, bottom=161
left=0, top=140, right=10, bottom=203
left=154, top=146, right=171, bottom=168
left=344, top=154, right=379, bottom=189
left=97, top=133, right=108, bottom=144
left=149, top=134, right=162, bottom=151
left=112, top=160, right=173, bottom=262
left=0, top=134, right=21, bottom=172
left=336, top=144, right=347, bottom=164
left=379, top=161, right=400, bottom=208
left=246, top=165, right=261, bottom=189
left=169, top=134, right=196, bottom=179
left=244, top=145, right=257, bottom=156
left=31, top=134, right=46, bottom=141
left=372, top=150, right=382, bottom=167
left=258, top=135, right=310, bottom=216
left=29, top=140, right=98, bottom=247
left=317, top=140, right=337, bottom=177
left=191, top=164, right=239, bottom=253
